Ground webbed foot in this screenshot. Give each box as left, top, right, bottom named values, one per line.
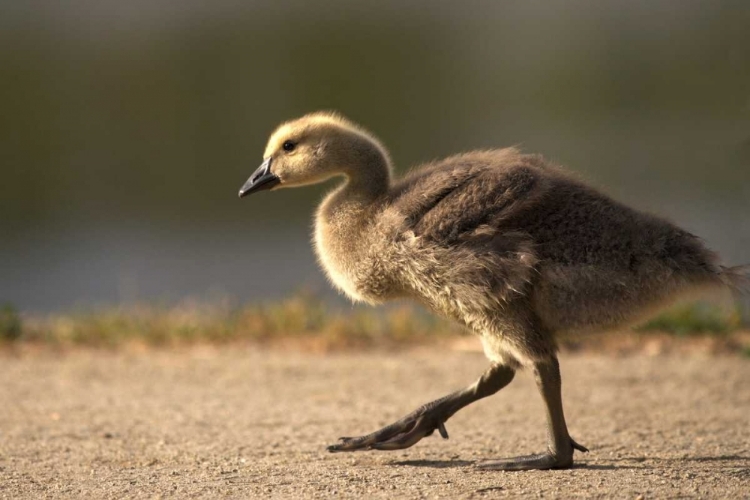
left=327, top=404, right=450, bottom=452
left=326, top=364, right=515, bottom=453
left=475, top=439, right=588, bottom=471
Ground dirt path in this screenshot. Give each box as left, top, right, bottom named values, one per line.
left=1, top=347, right=749, bottom=498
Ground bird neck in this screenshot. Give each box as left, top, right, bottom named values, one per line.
left=332, top=140, right=392, bottom=203
left=317, top=155, right=391, bottom=237
left=343, top=165, right=391, bottom=203
left=330, top=130, right=393, bottom=203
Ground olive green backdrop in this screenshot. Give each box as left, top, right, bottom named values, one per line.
left=1, top=1, right=748, bottom=310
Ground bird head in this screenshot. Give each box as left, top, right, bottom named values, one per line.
left=239, top=112, right=391, bottom=198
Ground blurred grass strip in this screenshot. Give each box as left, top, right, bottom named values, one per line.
left=4, top=292, right=458, bottom=350
left=1, top=294, right=747, bottom=350
left=0, top=304, right=23, bottom=341
left=636, top=302, right=744, bottom=336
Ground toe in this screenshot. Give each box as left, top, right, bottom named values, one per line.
left=328, top=435, right=375, bottom=452
left=369, top=429, right=426, bottom=450
left=571, top=437, right=588, bottom=453
left=476, top=453, right=570, bottom=471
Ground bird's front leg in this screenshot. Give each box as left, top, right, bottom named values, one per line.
left=476, top=357, right=588, bottom=470
left=327, top=363, right=515, bottom=452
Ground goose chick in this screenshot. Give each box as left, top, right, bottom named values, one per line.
left=238, top=112, right=749, bottom=470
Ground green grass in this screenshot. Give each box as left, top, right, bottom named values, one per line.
left=0, top=304, right=22, bottom=341
left=2, top=294, right=747, bottom=350
left=6, top=292, right=460, bottom=349
left=635, top=301, right=744, bottom=336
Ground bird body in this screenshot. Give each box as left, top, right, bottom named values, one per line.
left=313, top=140, right=726, bottom=366
left=239, top=111, right=748, bottom=469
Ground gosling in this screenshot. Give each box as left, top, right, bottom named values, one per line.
left=238, top=112, right=748, bottom=470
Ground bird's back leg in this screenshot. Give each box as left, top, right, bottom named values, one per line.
left=477, top=356, right=587, bottom=470
left=328, top=363, right=516, bottom=452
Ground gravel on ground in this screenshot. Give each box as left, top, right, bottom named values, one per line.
left=1, top=346, right=749, bottom=498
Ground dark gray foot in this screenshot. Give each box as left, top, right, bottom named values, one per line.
left=327, top=364, right=516, bottom=453
left=327, top=406, right=450, bottom=452
left=476, top=453, right=568, bottom=471
left=476, top=439, right=588, bottom=471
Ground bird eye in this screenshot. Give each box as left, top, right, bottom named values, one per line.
left=282, top=140, right=296, bottom=152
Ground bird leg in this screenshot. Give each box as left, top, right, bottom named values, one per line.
left=476, top=357, right=588, bottom=470
left=327, top=363, right=516, bottom=452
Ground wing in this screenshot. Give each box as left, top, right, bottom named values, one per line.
left=388, top=148, right=548, bottom=246
left=385, top=149, right=549, bottom=304
left=384, top=148, right=722, bottom=332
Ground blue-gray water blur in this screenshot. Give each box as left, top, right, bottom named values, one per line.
left=1, top=1, right=748, bottom=312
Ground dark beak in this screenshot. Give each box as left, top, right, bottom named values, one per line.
left=238, top=157, right=281, bottom=198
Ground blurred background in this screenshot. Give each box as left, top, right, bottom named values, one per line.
left=1, top=0, right=749, bottom=313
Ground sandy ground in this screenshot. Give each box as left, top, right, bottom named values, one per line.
left=1, top=346, right=749, bottom=499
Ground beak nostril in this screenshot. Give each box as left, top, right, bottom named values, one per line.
left=239, top=158, right=279, bottom=198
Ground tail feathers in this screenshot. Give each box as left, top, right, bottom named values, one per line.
left=720, top=265, right=750, bottom=296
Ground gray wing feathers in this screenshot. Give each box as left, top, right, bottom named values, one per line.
left=389, top=149, right=545, bottom=246
left=386, top=150, right=544, bottom=304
